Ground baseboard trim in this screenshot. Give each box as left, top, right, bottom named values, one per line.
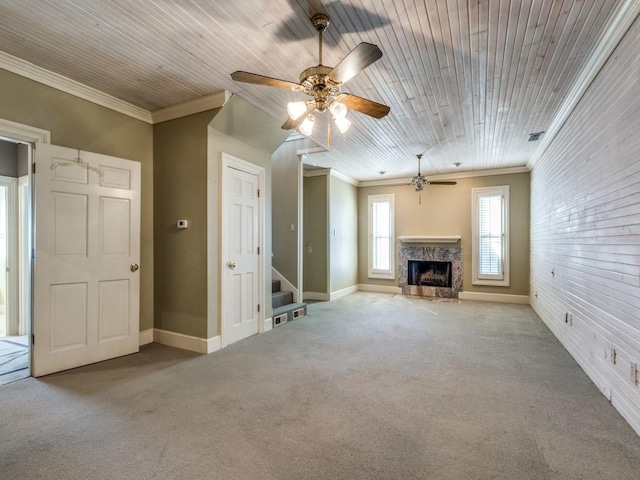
left=139, top=328, right=154, bottom=346
left=153, top=329, right=221, bottom=354
left=304, top=291, right=330, bottom=301
left=330, top=285, right=358, bottom=300
left=263, top=317, right=273, bottom=332
left=358, top=284, right=402, bottom=294
left=458, top=292, right=530, bottom=304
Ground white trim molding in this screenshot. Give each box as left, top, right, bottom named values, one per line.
left=359, top=166, right=530, bottom=188
left=153, top=328, right=222, bottom=354
left=304, top=291, right=330, bottom=301
left=272, top=267, right=298, bottom=303
left=139, top=328, right=154, bottom=346
left=151, top=91, right=231, bottom=124
left=0, top=118, right=50, bottom=144
left=330, top=169, right=359, bottom=187
left=330, top=285, right=358, bottom=301
left=0, top=50, right=152, bottom=123
left=263, top=317, right=273, bottom=332
left=398, top=236, right=461, bottom=244
left=358, top=284, right=402, bottom=294
left=458, top=292, right=530, bottom=305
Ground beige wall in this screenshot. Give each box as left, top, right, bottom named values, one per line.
left=330, top=175, right=358, bottom=292
left=153, top=110, right=218, bottom=338
left=304, top=174, right=328, bottom=294
left=0, top=140, right=18, bottom=177
left=0, top=69, right=155, bottom=330
left=358, top=172, right=530, bottom=296
left=271, top=141, right=300, bottom=287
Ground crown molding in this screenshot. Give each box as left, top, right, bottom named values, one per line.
left=358, top=166, right=530, bottom=188
left=528, top=0, right=640, bottom=170
left=151, top=90, right=231, bottom=124
left=0, top=50, right=152, bottom=123
left=330, top=169, right=359, bottom=187
left=303, top=168, right=331, bottom=177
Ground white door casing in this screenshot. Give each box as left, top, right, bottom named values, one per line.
left=221, top=153, right=264, bottom=347
left=33, top=144, right=140, bottom=376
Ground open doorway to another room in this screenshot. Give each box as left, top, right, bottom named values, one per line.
left=0, top=139, right=31, bottom=385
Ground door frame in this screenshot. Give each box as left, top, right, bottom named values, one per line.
left=217, top=152, right=266, bottom=348
left=0, top=176, right=19, bottom=336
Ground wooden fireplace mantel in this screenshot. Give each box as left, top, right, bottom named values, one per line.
left=398, top=236, right=461, bottom=244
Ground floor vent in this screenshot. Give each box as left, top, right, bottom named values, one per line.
left=273, top=313, right=288, bottom=327
left=292, top=308, right=305, bottom=319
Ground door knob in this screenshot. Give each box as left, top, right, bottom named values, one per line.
left=227, top=261, right=236, bottom=270
left=130, top=263, right=139, bottom=272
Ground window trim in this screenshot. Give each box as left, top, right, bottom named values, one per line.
left=367, top=193, right=395, bottom=280
left=471, top=185, right=510, bottom=286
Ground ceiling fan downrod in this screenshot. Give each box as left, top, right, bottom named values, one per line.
left=312, top=13, right=329, bottom=66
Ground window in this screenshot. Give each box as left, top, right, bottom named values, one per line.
left=472, top=186, right=509, bottom=286
left=368, top=194, right=395, bottom=279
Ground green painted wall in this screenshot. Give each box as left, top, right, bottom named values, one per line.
left=303, top=174, right=328, bottom=294
left=153, top=110, right=218, bottom=338
left=358, top=172, right=530, bottom=295
left=0, top=69, right=155, bottom=331
left=271, top=141, right=300, bottom=287
left=329, top=175, right=358, bottom=293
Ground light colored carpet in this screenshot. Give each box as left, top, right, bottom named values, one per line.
left=0, top=292, right=639, bottom=479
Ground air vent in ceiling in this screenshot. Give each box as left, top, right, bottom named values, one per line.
left=528, top=131, right=545, bottom=142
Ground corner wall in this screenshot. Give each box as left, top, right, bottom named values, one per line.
left=357, top=172, right=530, bottom=296
left=330, top=175, right=358, bottom=294
left=530, top=16, right=640, bottom=435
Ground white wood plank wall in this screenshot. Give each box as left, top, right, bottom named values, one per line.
left=530, top=16, right=640, bottom=435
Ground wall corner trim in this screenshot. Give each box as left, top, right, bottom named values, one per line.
left=263, top=317, right=273, bottom=332
left=330, top=285, right=359, bottom=300
left=153, top=328, right=222, bottom=354
left=151, top=91, right=230, bottom=124
left=0, top=50, right=152, bottom=123
left=139, top=328, right=154, bottom=346
left=458, top=292, right=530, bottom=305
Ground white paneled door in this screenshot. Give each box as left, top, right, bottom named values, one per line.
left=33, top=144, right=140, bottom=376
left=223, top=163, right=260, bottom=346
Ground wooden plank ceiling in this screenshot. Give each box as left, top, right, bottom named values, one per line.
left=0, top=0, right=623, bottom=181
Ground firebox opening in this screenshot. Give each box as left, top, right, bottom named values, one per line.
left=408, top=260, right=452, bottom=288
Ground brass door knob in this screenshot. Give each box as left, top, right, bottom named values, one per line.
left=227, top=261, right=236, bottom=270
left=130, top=263, right=139, bottom=272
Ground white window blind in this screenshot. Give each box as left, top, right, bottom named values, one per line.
left=478, top=194, right=504, bottom=277
left=472, top=186, right=509, bottom=286
left=368, top=194, right=395, bottom=279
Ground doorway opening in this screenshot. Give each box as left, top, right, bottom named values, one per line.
left=0, top=138, right=32, bottom=385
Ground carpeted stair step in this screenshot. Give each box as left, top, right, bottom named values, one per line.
left=273, top=302, right=307, bottom=326
left=272, top=279, right=281, bottom=293
left=272, top=290, right=293, bottom=309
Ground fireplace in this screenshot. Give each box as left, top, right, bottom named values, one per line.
left=398, top=245, right=462, bottom=298
left=408, top=260, right=452, bottom=288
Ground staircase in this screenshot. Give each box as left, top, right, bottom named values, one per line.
left=272, top=280, right=307, bottom=327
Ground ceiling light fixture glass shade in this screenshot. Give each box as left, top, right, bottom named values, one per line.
left=334, top=116, right=351, bottom=134
left=329, top=101, right=347, bottom=119
left=299, top=114, right=315, bottom=136
left=287, top=101, right=308, bottom=120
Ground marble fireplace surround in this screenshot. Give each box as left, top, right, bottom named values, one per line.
left=398, top=240, right=462, bottom=298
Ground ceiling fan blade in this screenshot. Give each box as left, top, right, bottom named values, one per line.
left=329, top=42, right=382, bottom=84
left=428, top=181, right=457, bottom=185
left=231, top=71, right=300, bottom=90
left=337, top=93, right=390, bottom=119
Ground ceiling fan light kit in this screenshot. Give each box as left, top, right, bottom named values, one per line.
left=231, top=12, right=389, bottom=141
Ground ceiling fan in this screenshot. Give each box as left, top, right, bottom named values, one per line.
left=230, top=13, right=390, bottom=139
left=410, top=154, right=457, bottom=191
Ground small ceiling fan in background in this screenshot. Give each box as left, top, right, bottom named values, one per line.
left=231, top=13, right=390, bottom=142
left=410, top=153, right=457, bottom=191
